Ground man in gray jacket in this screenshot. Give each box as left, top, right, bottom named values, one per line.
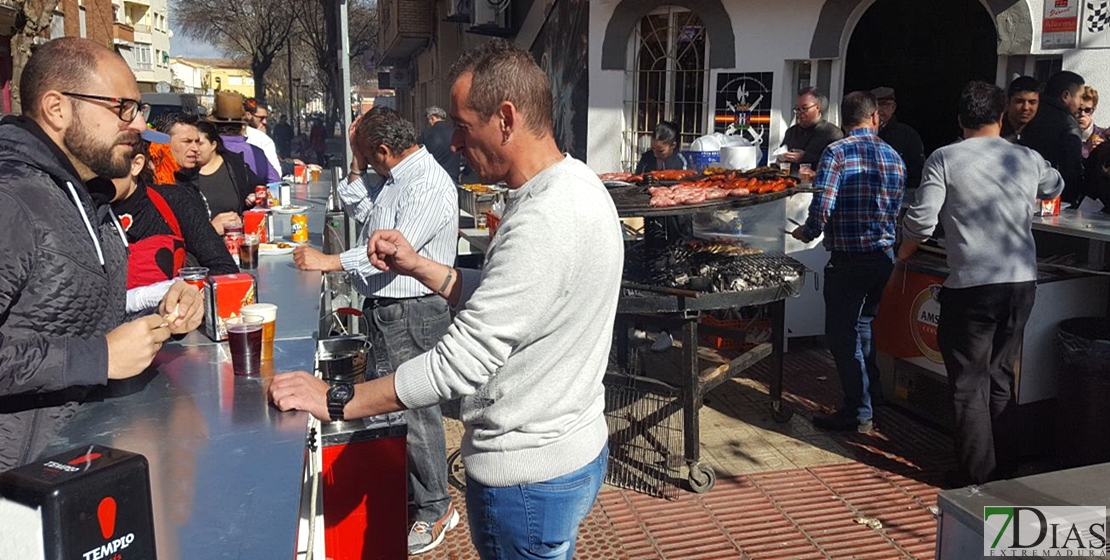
left=0, top=38, right=203, bottom=471
left=899, top=81, right=1064, bottom=485
left=271, top=39, right=624, bottom=559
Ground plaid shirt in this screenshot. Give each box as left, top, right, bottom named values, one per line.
left=802, top=128, right=906, bottom=252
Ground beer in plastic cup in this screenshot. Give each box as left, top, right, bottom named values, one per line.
left=239, top=233, right=260, bottom=269
left=240, top=303, right=277, bottom=361
left=177, top=267, right=209, bottom=291
left=227, top=315, right=264, bottom=376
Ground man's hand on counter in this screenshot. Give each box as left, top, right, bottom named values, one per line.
left=159, top=281, right=205, bottom=334
left=269, top=371, right=330, bottom=421
left=293, top=246, right=343, bottom=272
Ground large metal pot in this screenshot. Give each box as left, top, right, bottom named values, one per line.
left=317, top=336, right=370, bottom=384
left=317, top=307, right=371, bottom=384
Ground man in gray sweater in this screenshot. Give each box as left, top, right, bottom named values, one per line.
left=270, top=39, right=624, bottom=559
left=899, top=81, right=1063, bottom=485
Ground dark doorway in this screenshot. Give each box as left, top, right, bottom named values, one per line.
left=845, top=0, right=997, bottom=154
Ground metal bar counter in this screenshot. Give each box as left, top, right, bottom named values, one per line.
left=40, top=182, right=332, bottom=559
left=1033, top=209, right=1110, bottom=243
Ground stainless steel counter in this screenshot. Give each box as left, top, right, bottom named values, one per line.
left=41, top=180, right=334, bottom=559
left=1033, top=209, right=1110, bottom=243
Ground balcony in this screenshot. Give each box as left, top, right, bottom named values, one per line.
left=378, top=0, right=432, bottom=66
left=133, top=23, right=150, bottom=33
left=113, top=22, right=134, bottom=44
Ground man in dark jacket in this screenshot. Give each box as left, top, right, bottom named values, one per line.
left=780, top=87, right=844, bottom=174
left=420, top=106, right=461, bottom=182
left=1020, top=71, right=1085, bottom=204
left=0, top=37, right=203, bottom=471
left=871, top=87, right=925, bottom=190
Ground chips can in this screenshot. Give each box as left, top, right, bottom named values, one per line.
left=291, top=213, right=308, bottom=243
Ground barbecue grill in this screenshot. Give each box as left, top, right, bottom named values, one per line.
left=607, top=187, right=810, bottom=495
left=609, top=184, right=818, bottom=218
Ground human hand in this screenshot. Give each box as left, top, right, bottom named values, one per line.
left=790, top=225, right=809, bottom=242
left=367, top=229, right=424, bottom=276
left=246, top=193, right=257, bottom=206
left=158, top=280, right=205, bottom=334
left=293, top=245, right=342, bottom=271
left=269, top=371, right=331, bottom=422
left=779, top=150, right=803, bottom=164
left=211, top=212, right=240, bottom=235
left=348, top=114, right=367, bottom=172
left=105, top=315, right=172, bottom=379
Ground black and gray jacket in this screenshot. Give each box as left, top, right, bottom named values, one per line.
left=0, top=116, right=128, bottom=471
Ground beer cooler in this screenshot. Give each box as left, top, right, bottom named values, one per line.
left=0, top=445, right=157, bottom=560
left=320, top=416, right=407, bottom=560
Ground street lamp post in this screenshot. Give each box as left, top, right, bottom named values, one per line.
left=292, top=77, right=302, bottom=135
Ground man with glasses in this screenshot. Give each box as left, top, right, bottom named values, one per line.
left=0, top=37, right=203, bottom=471
left=244, top=97, right=282, bottom=179
left=779, top=86, right=843, bottom=174
left=871, top=87, right=924, bottom=190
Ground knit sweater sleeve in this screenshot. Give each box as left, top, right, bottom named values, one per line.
left=156, top=185, right=238, bottom=274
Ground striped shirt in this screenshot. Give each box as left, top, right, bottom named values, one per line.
left=337, top=147, right=458, bottom=298
left=802, top=128, right=906, bottom=253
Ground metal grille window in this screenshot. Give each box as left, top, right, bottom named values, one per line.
left=623, top=7, right=709, bottom=171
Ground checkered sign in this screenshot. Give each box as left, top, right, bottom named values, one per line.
left=1080, top=0, right=1110, bottom=47
left=1088, top=1, right=1110, bottom=31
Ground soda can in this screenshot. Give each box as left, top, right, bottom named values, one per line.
left=254, top=185, right=269, bottom=208
left=291, top=213, right=308, bottom=243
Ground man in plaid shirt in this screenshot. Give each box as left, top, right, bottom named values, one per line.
left=792, top=90, right=906, bottom=433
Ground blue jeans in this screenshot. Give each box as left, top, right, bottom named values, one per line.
left=465, top=446, right=608, bottom=560
left=822, top=250, right=894, bottom=421
left=366, top=295, right=453, bottom=523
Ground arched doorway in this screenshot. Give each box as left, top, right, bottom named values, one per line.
left=844, top=0, right=997, bottom=153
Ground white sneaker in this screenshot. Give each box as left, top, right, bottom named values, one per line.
left=407, top=505, right=459, bottom=555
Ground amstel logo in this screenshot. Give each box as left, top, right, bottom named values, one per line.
left=909, top=285, right=943, bottom=364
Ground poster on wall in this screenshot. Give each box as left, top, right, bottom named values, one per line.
left=1042, top=0, right=1080, bottom=49
left=531, top=0, right=589, bottom=162
left=714, top=73, right=773, bottom=166
left=1079, top=0, right=1110, bottom=48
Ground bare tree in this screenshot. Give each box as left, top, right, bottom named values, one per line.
left=9, top=0, right=60, bottom=113
left=293, top=0, right=378, bottom=135
left=173, top=0, right=295, bottom=102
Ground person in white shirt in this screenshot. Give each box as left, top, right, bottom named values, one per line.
left=243, top=98, right=282, bottom=178
left=291, top=106, right=459, bottom=555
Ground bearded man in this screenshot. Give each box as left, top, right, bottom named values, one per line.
left=0, top=37, right=202, bottom=471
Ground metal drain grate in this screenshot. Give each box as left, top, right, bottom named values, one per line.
left=603, top=373, right=684, bottom=500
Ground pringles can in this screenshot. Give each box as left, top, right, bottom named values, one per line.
left=291, top=212, right=308, bottom=243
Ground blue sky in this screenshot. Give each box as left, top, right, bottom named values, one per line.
left=170, top=24, right=224, bottom=58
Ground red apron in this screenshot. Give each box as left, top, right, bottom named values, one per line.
left=126, top=188, right=186, bottom=289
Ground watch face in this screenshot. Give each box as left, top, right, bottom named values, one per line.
left=330, top=384, right=353, bottom=401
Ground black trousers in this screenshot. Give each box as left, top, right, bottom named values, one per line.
left=937, top=281, right=1035, bottom=484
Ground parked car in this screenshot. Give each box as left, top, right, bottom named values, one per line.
left=141, top=93, right=203, bottom=123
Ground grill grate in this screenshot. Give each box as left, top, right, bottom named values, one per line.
left=603, top=372, right=684, bottom=500
left=626, top=240, right=807, bottom=295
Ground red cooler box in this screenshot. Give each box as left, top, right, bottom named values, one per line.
left=0, top=445, right=157, bottom=560
left=321, top=417, right=407, bottom=560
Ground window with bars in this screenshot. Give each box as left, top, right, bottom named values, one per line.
left=622, top=7, right=709, bottom=171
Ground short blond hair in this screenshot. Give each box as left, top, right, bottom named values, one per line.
left=1082, top=85, right=1099, bottom=108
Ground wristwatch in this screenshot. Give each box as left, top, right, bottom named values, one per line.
left=327, top=382, right=354, bottom=422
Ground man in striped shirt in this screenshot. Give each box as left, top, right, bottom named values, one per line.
left=292, top=106, right=460, bottom=555
left=792, top=90, right=906, bottom=434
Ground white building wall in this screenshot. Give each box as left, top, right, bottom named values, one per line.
left=587, top=0, right=622, bottom=172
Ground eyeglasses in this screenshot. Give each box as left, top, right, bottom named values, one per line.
left=1078, top=107, right=1095, bottom=116
left=792, top=103, right=818, bottom=114
left=62, top=92, right=142, bottom=122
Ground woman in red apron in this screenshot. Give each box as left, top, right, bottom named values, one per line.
left=112, top=141, right=239, bottom=289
